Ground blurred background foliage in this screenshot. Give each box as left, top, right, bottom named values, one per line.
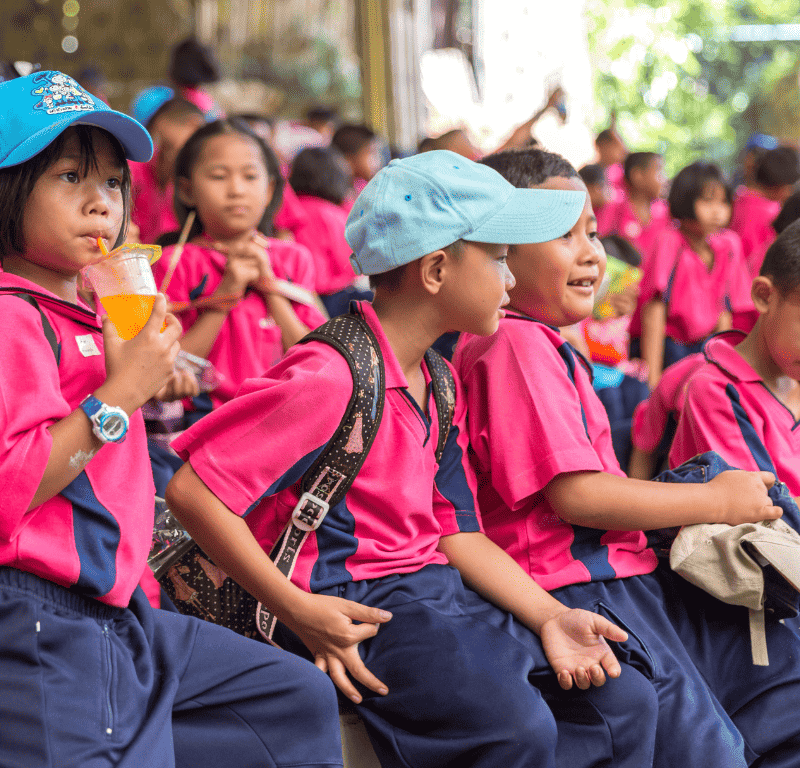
left=587, top=0, right=800, bottom=175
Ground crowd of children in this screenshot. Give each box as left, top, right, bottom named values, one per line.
left=3, top=54, right=800, bottom=768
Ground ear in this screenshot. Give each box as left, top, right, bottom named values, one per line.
left=418, top=249, right=448, bottom=296
left=751, top=275, right=775, bottom=313
left=176, top=176, right=195, bottom=207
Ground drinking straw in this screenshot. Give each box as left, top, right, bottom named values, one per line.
left=97, top=237, right=110, bottom=256
left=159, top=210, right=196, bottom=294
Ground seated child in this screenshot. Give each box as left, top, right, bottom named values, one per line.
left=628, top=161, right=745, bottom=388
left=129, top=92, right=206, bottom=244
left=457, top=145, right=798, bottom=767
left=730, top=145, right=800, bottom=278
left=168, top=36, right=225, bottom=119
left=331, top=123, right=384, bottom=202
left=670, top=222, right=800, bottom=498
left=290, top=146, right=372, bottom=317
left=0, top=70, right=342, bottom=768
left=156, top=118, right=326, bottom=420
left=596, top=150, right=670, bottom=258
left=166, top=150, right=665, bottom=768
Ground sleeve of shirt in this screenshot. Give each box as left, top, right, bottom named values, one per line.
left=669, top=372, right=768, bottom=472
left=459, top=325, right=604, bottom=513
left=637, top=229, right=680, bottom=306
left=0, top=300, right=67, bottom=542
left=172, top=342, right=352, bottom=516
left=432, top=363, right=483, bottom=535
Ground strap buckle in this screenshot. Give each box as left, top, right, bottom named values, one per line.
left=291, top=491, right=330, bottom=532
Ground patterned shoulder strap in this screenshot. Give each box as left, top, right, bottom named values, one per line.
left=424, top=347, right=456, bottom=463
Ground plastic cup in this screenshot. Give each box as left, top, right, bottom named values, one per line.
left=83, top=244, right=161, bottom=340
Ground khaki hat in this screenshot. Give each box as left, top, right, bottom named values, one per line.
left=670, top=518, right=800, bottom=665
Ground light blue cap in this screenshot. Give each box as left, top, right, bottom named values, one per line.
left=346, top=150, right=586, bottom=275
left=0, top=71, right=153, bottom=169
left=130, top=85, right=175, bottom=128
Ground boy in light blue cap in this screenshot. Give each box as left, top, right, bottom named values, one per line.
left=167, top=148, right=661, bottom=768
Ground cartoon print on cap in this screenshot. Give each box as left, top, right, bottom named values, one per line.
left=31, top=72, right=94, bottom=115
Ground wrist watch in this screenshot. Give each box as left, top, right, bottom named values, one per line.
left=79, top=395, right=129, bottom=443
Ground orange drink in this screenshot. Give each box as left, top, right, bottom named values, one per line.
left=100, top=293, right=157, bottom=340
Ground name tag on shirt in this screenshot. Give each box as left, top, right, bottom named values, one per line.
left=75, top=334, right=101, bottom=357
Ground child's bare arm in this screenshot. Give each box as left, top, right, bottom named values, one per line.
left=544, top=469, right=779, bottom=531
left=29, top=296, right=181, bottom=509
left=640, top=299, right=666, bottom=389
left=627, top=446, right=655, bottom=480
left=165, top=462, right=392, bottom=703
left=438, top=531, right=628, bottom=690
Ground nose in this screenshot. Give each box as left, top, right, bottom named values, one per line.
left=228, top=174, right=247, bottom=196
left=84, top=181, right=113, bottom=218
left=503, top=261, right=516, bottom=290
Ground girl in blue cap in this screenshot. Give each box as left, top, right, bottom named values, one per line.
left=0, top=71, right=343, bottom=768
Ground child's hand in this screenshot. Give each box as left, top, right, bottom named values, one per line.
left=708, top=470, right=781, bottom=525
left=215, top=240, right=263, bottom=295
left=282, top=591, right=392, bottom=704
left=100, top=294, right=182, bottom=413
left=154, top=368, right=200, bottom=402
left=540, top=608, right=628, bottom=690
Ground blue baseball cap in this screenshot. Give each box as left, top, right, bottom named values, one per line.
left=346, top=150, right=586, bottom=275
left=130, top=85, right=175, bottom=129
left=0, top=70, right=153, bottom=169
left=746, top=133, right=779, bottom=151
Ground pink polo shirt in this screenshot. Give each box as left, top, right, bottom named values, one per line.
left=629, top=226, right=745, bottom=345
left=669, top=331, right=800, bottom=495
left=130, top=159, right=180, bottom=245
left=595, top=192, right=671, bottom=258
left=292, top=195, right=356, bottom=295
left=632, top=353, right=704, bottom=453
left=454, top=314, right=657, bottom=592
left=730, top=187, right=780, bottom=279
left=273, top=178, right=310, bottom=239
left=160, top=239, right=326, bottom=410
left=172, top=301, right=482, bottom=592
left=605, top=162, right=626, bottom=193
left=0, top=274, right=155, bottom=607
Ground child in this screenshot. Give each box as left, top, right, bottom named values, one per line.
left=290, top=146, right=371, bottom=317
left=129, top=92, right=206, bottom=244
left=157, top=118, right=326, bottom=418
left=596, top=151, right=670, bottom=258
left=0, top=71, right=342, bottom=768
left=730, top=145, right=800, bottom=278
left=331, top=123, right=384, bottom=200
left=628, top=161, right=744, bottom=388
left=456, top=145, right=800, bottom=766
left=594, top=124, right=627, bottom=193
left=168, top=36, right=224, bottom=119
left=166, top=150, right=664, bottom=768
left=670, top=221, right=800, bottom=493
left=578, top=163, right=612, bottom=214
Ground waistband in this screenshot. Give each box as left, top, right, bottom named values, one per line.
left=0, top=567, right=127, bottom=621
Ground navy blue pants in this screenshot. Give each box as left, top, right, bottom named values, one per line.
left=0, top=567, right=343, bottom=768
left=553, top=573, right=748, bottom=768
left=278, top=564, right=659, bottom=768
left=656, top=566, right=800, bottom=766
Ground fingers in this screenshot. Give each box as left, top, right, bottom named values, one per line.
left=557, top=670, right=573, bottom=690
left=342, top=602, right=393, bottom=625
left=599, top=650, right=622, bottom=679
left=595, top=616, right=628, bottom=644
left=763, top=504, right=783, bottom=520
left=759, top=471, right=776, bottom=490
left=326, top=651, right=389, bottom=704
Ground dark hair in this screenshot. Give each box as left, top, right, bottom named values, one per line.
left=369, top=240, right=464, bottom=292
left=289, top=147, right=351, bottom=206
left=667, top=161, right=732, bottom=220
left=306, top=105, right=339, bottom=124
left=148, top=96, right=204, bottom=130
left=624, top=152, right=660, bottom=183
left=600, top=234, right=642, bottom=267
left=760, top=219, right=800, bottom=294
left=756, top=146, right=800, bottom=188
left=332, top=124, right=377, bottom=157
left=171, top=118, right=284, bottom=241
left=595, top=129, right=616, bottom=146
left=578, top=163, right=607, bottom=187
left=0, top=125, right=131, bottom=260
left=480, top=147, right=578, bottom=189
left=773, top=190, right=800, bottom=234
left=168, top=37, right=221, bottom=87
left=417, top=136, right=438, bottom=153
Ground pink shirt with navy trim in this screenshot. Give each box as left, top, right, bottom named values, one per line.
left=730, top=187, right=780, bottom=279
left=0, top=274, right=156, bottom=607
left=670, top=331, right=800, bottom=495
left=158, top=239, right=326, bottom=410
left=172, top=301, right=482, bottom=592
left=454, top=314, right=657, bottom=592
left=629, top=226, right=746, bottom=345
left=595, top=192, right=671, bottom=258
left=632, top=353, right=705, bottom=453
left=292, top=195, right=357, bottom=295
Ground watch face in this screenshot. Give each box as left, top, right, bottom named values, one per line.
left=100, top=413, right=127, bottom=441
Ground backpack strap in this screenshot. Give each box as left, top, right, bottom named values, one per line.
left=0, top=291, right=60, bottom=365
left=424, top=347, right=456, bottom=463
left=256, top=312, right=386, bottom=642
